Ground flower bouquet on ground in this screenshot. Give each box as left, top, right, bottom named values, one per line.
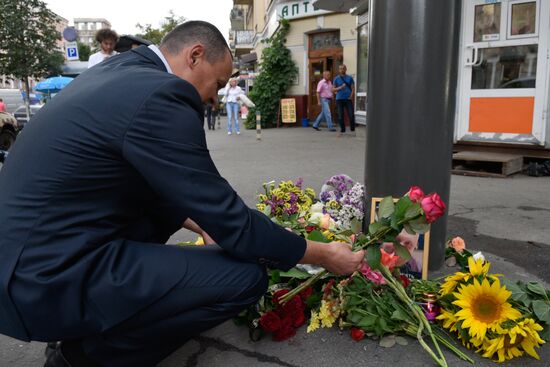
left=438, top=255, right=546, bottom=362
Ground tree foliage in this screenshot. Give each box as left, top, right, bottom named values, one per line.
left=245, top=19, right=298, bottom=129
left=136, top=10, right=186, bottom=45
left=0, top=0, right=64, bottom=81
left=78, top=42, right=91, bottom=62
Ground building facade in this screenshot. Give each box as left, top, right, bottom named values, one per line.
left=229, top=0, right=358, bottom=123
left=74, top=18, right=112, bottom=48
left=315, top=0, right=550, bottom=152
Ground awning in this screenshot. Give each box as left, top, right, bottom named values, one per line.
left=240, top=52, right=257, bottom=65
left=312, top=0, right=368, bottom=13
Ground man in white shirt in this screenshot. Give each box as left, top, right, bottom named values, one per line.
left=88, top=29, right=119, bottom=68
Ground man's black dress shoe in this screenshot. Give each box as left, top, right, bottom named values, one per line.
left=44, top=343, right=72, bottom=367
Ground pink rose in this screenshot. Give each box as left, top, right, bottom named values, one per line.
left=449, top=236, right=466, bottom=254
left=407, top=186, right=425, bottom=203
left=360, top=264, right=386, bottom=285
left=320, top=213, right=332, bottom=230
left=421, top=193, right=446, bottom=223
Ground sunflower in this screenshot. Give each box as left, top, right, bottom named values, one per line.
left=440, top=271, right=469, bottom=296
left=437, top=309, right=459, bottom=332
left=453, top=278, right=521, bottom=340
left=482, top=318, right=545, bottom=362
left=467, top=256, right=491, bottom=277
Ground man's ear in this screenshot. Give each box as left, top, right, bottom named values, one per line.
left=189, top=44, right=206, bottom=68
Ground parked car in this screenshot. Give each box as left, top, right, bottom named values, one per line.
left=0, top=111, right=18, bottom=150
left=13, top=104, right=42, bottom=131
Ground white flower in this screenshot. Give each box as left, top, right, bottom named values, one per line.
left=472, top=251, right=485, bottom=263
left=310, top=202, right=324, bottom=213
left=309, top=212, right=324, bottom=225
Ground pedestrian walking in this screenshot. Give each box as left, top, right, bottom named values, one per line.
left=88, top=29, right=119, bottom=68
left=312, top=71, right=336, bottom=132
left=0, top=20, right=364, bottom=367
left=205, top=102, right=217, bottom=130
left=0, top=98, right=6, bottom=112
left=333, top=64, right=356, bottom=136
left=224, top=78, right=244, bottom=135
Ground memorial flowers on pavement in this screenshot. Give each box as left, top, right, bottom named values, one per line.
left=231, top=176, right=548, bottom=365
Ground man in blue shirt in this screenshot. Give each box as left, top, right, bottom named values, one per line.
left=333, top=64, right=355, bottom=136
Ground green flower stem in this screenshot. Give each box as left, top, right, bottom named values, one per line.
left=281, top=226, right=395, bottom=304
left=380, top=266, right=448, bottom=367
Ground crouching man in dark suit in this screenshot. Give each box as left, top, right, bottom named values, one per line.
left=0, top=21, right=365, bottom=367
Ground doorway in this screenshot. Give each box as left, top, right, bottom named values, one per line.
left=307, top=31, right=343, bottom=122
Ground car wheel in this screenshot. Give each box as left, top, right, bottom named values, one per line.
left=0, top=129, right=16, bottom=151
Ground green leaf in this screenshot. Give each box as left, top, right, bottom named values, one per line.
left=527, top=282, right=549, bottom=300
left=262, top=205, right=272, bottom=217
left=408, top=217, right=430, bottom=234
left=540, top=325, right=550, bottom=342
left=270, top=270, right=281, bottom=285
left=350, top=218, right=363, bottom=234
left=391, top=197, right=411, bottom=229
left=532, top=300, right=550, bottom=324
left=404, top=203, right=422, bottom=220
left=503, top=280, right=531, bottom=306
left=368, top=222, right=386, bottom=235
left=378, top=196, right=395, bottom=219
left=393, top=241, right=412, bottom=262
left=367, top=244, right=381, bottom=270
left=307, top=230, right=330, bottom=243
left=403, top=223, right=415, bottom=235
left=278, top=268, right=311, bottom=279
left=391, top=309, right=408, bottom=322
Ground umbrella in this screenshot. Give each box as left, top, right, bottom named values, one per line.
left=34, top=76, right=74, bottom=94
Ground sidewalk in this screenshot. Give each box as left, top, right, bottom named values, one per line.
left=1, top=121, right=550, bottom=366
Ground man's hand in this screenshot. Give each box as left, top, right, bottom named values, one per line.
left=182, top=218, right=215, bottom=244
left=300, top=240, right=365, bottom=276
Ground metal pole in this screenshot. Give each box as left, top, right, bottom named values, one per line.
left=365, top=0, right=461, bottom=270
left=256, top=111, right=262, bottom=140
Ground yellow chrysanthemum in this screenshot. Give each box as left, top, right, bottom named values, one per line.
left=453, top=278, right=521, bottom=340
left=437, top=309, right=459, bottom=332
left=482, top=318, right=545, bottom=362
left=307, top=310, right=320, bottom=333
left=256, top=203, right=266, bottom=212
left=322, top=230, right=335, bottom=241
left=318, top=300, right=339, bottom=328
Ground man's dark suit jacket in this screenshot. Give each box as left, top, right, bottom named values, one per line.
left=0, top=46, right=306, bottom=341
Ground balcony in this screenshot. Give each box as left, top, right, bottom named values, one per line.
left=230, top=7, right=245, bottom=30
left=233, top=0, right=252, bottom=5
left=235, top=30, right=255, bottom=47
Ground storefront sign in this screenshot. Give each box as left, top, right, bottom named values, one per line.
left=277, top=1, right=331, bottom=20
left=280, top=98, right=297, bottom=123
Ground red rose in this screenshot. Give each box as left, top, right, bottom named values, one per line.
left=421, top=193, right=446, bottom=223
left=292, top=311, right=306, bottom=327
left=351, top=327, right=365, bottom=341
left=407, top=186, right=425, bottom=203
left=259, top=311, right=281, bottom=333
left=273, top=324, right=296, bottom=341
left=272, top=289, right=289, bottom=306
left=400, top=274, right=411, bottom=288
left=282, top=295, right=304, bottom=316
left=323, top=279, right=336, bottom=297
left=299, top=287, right=314, bottom=302
left=273, top=316, right=296, bottom=341
left=305, top=225, right=316, bottom=233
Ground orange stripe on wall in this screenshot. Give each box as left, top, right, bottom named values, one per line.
left=469, top=97, right=534, bottom=134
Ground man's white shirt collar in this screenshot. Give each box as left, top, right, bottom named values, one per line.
left=148, top=45, right=173, bottom=74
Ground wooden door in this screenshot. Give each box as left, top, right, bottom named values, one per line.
left=308, top=58, right=326, bottom=121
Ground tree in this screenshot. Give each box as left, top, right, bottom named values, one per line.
left=78, top=42, right=91, bottom=62
left=245, top=19, right=298, bottom=129
left=0, top=0, right=64, bottom=116
left=136, top=10, right=187, bottom=45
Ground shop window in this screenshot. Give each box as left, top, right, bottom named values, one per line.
left=311, top=32, right=341, bottom=50
left=471, top=45, right=537, bottom=89
left=474, top=3, right=501, bottom=42
left=509, top=1, right=538, bottom=38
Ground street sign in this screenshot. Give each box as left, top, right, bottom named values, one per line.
left=62, top=27, right=77, bottom=42
left=65, top=41, right=79, bottom=61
